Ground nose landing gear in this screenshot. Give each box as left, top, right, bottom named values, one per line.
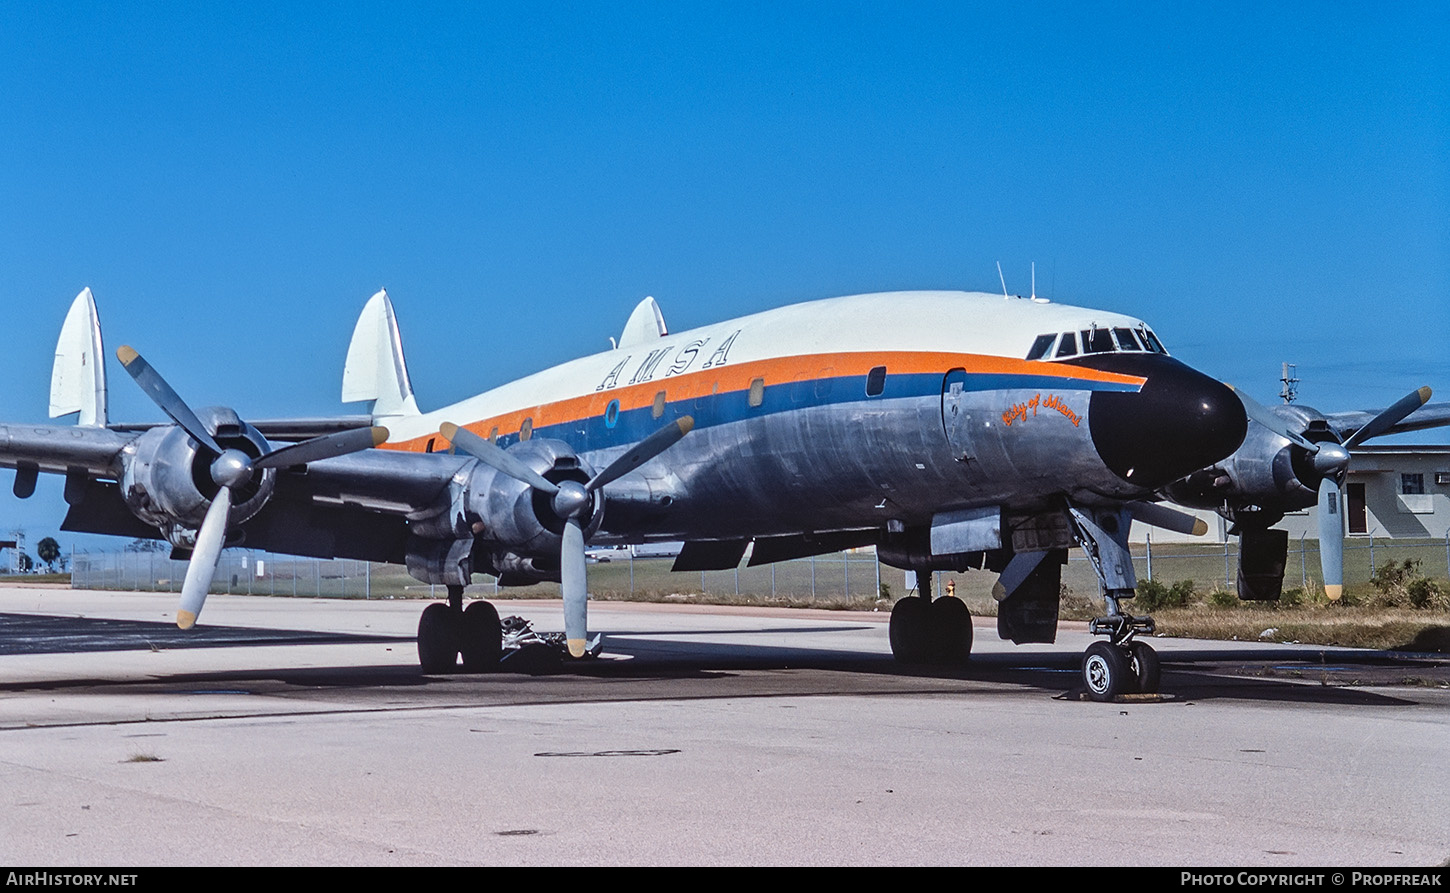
left=1068, top=502, right=1164, bottom=701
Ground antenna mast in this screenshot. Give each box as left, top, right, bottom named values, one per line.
left=1280, top=362, right=1299, bottom=404
left=997, top=262, right=1009, bottom=299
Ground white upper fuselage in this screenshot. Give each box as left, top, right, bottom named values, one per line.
left=381, top=290, right=1157, bottom=451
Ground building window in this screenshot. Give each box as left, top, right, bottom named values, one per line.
left=1401, top=473, right=1425, bottom=495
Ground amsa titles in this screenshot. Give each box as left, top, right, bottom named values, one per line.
left=595, top=330, right=742, bottom=391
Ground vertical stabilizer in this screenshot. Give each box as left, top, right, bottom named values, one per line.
left=618, top=296, right=668, bottom=348
left=342, top=289, right=421, bottom=420
left=49, top=287, right=108, bottom=427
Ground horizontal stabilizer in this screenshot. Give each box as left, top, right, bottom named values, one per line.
left=342, top=289, right=421, bottom=420
left=49, top=288, right=108, bottom=427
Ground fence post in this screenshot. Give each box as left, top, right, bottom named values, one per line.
left=1224, top=540, right=1231, bottom=591
left=1146, top=532, right=1153, bottom=581
left=1301, top=532, right=1307, bottom=588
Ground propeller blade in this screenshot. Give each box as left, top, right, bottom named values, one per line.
left=440, top=422, right=560, bottom=495
left=1342, top=386, right=1433, bottom=449
left=1228, top=385, right=1320, bottom=452
left=1317, top=477, right=1344, bottom=601
left=587, top=416, right=695, bottom=491
left=1128, top=501, right=1209, bottom=536
left=116, top=346, right=223, bottom=455
left=560, top=516, right=589, bottom=658
left=254, top=426, right=389, bottom=470
left=177, top=486, right=232, bottom=629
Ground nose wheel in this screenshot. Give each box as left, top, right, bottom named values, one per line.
left=1081, top=638, right=1161, bottom=701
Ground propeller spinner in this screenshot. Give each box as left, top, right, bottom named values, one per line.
left=118, top=346, right=388, bottom=628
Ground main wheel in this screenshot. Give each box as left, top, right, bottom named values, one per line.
left=1082, top=641, right=1131, bottom=701
left=1127, top=641, right=1161, bottom=694
left=889, top=597, right=931, bottom=663
left=928, top=596, right=973, bottom=664
left=460, top=600, right=503, bottom=672
left=417, top=603, right=461, bottom=673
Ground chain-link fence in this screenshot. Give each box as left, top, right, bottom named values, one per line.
left=65, top=535, right=1450, bottom=609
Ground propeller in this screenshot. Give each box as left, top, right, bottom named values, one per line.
left=441, top=416, right=694, bottom=657
left=118, top=345, right=389, bottom=628
left=1231, top=384, right=1431, bottom=599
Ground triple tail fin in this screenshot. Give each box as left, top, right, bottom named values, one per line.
left=49, top=287, right=108, bottom=427
left=342, top=289, right=421, bottom=421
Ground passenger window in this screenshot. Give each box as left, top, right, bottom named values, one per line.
left=1025, top=334, right=1056, bottom=361
left=653, top=390, right=667, bottom=419
left=488, top=426, right=499, bottom=443
left=425, top=438, right=436, bottom=453
left=749, top=377, right=765, bottom=407
left=1082, top=329, right=1114, bottom=353
left=519, top=418, right=533, bottom=441
left=1055, top=332, right=1079, bottom=357
left=1113, top=328, right=1143, bottom=351
left=865, top=366, right=887, bottom=396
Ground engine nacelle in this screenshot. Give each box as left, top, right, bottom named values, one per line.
left=1162, top=403, right=1337, bottom=519
left=463, top=438, right=605, bottom=552
left=119, top=407, right=276, bottom=547
left=402, top=437, right=606, bottom=586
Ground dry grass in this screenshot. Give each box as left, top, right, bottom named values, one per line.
left=1149, top=605, right=1450, bottom=651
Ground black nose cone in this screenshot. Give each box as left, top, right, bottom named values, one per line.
left=1079, top=354, right=1248, bottom=490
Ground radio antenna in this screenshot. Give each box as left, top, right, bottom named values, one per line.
left=997, top=262, right=1009, bottom=299
left=1031, top=262, right=1036, bottom=300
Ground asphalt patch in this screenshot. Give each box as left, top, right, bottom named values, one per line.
left=0, top=612, right=403, bottom=655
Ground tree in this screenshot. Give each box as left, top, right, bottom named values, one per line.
left=15, top=553, right=33, bottom=573
left=36, top=537, right=61, bottom=572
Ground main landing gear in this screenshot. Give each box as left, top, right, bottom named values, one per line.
left=888, top=573, right=973, bottom=665
left=417, top=585, right=503, bottom=673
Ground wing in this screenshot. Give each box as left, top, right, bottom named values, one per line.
left=1325, top=401, right=1450, bottom=442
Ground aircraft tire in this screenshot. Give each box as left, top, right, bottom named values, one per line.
left=928, top=596, right=973, bottom=664
left=460, top=600, right=503, bottom=672
left=1082, top=641, right=1131, bottom=702
left=417, top=603, right=461, bottom=674
left=1127, top=641, right=1161, bottom=694
left=889, top=597, right=931, bottom=663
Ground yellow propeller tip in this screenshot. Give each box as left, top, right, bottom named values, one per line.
left=1324, top=585, right=1343, bottom=602
left=116, top=345, right=138, bottom=365
left=176, top=610, right=197, bottom=630
left=439, top=422, right=459, bottom=440
left=677, top=416, right=695, bottom=435
left=371, top=426, right=390, bottom=446
left=567, top=639, right=587, bottom=658
left=1190, top=519, right=1209, bottom=536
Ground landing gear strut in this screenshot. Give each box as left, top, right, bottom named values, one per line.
left=417, top=585, right=503, bottom=673
left=1068, top=503, right=1162, bottom=701
left=888, top=571, right=973, bottom=665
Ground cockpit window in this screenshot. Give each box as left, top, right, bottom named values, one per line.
left=1113, top=327, right=1143, bottom=351
left=1055, top=331, right=1078, bottom=357
left=1081, top=328, right=1114, bottom=354
left=1025, top=334, right=1056, bottom=361
left=1140, top=327, right=1166, bottom=354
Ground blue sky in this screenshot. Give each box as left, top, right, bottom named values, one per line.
left=1, top=2, right=1447, bottom=547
